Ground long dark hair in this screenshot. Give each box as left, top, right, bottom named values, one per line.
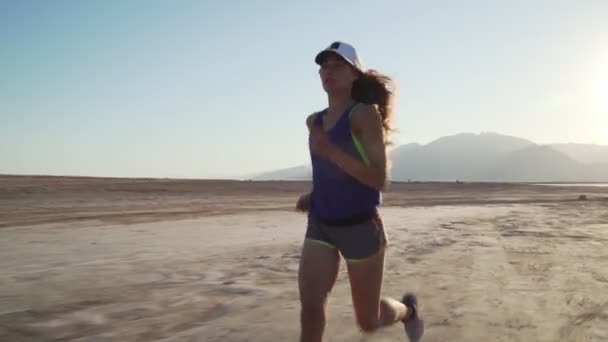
left=351, top=69, right=396, bottom=145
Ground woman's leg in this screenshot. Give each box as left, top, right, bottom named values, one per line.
left=345, top=247, right=410, bottom=332
left=298, top=239, right=341, bottom=342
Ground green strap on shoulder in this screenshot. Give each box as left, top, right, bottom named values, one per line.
left=349, top=103, right=371, bottom=166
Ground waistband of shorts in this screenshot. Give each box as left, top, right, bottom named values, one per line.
left=313, top=209, right=377, bottom=227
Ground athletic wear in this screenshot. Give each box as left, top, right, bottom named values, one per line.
left=305, top=210, right=387, bottom=261
left=308, top=103, right=381, bottom=222
left=402, top=293, right=425, bottom=342
left=306, top=103, right=385, bottom=261
left=315, top=41, right=365, bottom=72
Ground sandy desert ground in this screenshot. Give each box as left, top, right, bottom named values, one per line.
left=1, top=175, right=608, bottom=341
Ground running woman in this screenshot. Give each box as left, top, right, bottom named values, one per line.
left=296, top=41, right=425, bottom=342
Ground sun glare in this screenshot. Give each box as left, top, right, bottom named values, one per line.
left=590, top=60, right=608, bottom=142
left=597, top=63, right=608, bottom=141
left=598, top=63, right=608, bottom=114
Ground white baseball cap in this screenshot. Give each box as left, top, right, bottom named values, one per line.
left=315, top=41, right=365, bottom=72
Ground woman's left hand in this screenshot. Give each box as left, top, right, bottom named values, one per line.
left=310, top=126, right=337, bottom=159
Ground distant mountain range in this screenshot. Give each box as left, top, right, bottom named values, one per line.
left=251, top=133, right=608, bottom=182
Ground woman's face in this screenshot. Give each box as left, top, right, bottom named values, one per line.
left=318, top=53, right=359, bottom=94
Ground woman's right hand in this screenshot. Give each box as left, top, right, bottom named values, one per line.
left=296, top=192, right=311, bottom=212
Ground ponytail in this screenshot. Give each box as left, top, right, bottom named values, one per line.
left=351, top=70, right=396, bottom=145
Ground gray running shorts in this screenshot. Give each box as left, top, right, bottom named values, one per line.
left=305, top=211, right=387, bottom=262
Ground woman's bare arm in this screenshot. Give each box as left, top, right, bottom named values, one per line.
left=317, top=104, right=387, bottom=190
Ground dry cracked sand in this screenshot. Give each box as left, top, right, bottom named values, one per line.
left=1, top=176, right=608, bottom=341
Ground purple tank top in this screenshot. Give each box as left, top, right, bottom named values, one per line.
left=309, top=104, right=381, bottom=221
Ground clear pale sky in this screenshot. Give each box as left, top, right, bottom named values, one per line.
left=1, top=0, right=607, bottom=178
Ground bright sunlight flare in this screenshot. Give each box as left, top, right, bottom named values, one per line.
left=598, top=63, right=608, bottom=114
left=595, top=62, right=608, bottom=139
